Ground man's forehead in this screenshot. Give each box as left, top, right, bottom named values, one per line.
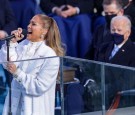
left=111, top=20, right=125, bottom=27
left=103, top=3, right=119, bottom=11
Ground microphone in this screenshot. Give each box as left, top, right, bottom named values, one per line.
left=0, top=29, right=28, bottom=41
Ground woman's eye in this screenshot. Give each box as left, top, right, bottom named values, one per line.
left=32, top=23, right=36, bottom=25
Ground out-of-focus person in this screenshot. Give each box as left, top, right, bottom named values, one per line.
left=40, top=0, right=94, bottom=58
left=122, top=0, right=135, bottom=41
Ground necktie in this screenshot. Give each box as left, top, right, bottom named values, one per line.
left=109, top=46, right=119, bottom=59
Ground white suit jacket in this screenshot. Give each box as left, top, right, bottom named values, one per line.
left=1, top=39, right=59, bottom=115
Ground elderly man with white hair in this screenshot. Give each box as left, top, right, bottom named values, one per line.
left=97, top=15, right=135, bottom=67
left=96, top=15, right=135, bottom=110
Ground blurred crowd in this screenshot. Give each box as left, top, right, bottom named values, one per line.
left=0, top=0, right=135, bottom=59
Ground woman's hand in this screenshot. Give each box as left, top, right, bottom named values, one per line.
left=11, top=28, right=25, bottom=42
left=7, top=62, right=17, bottom=74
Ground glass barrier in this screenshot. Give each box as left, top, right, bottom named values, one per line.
left=58, top=57, right=103, bottom=115
left=0, top=56, right=60, bottom=115
left=0, top=56, right=135, bottom=115
left=104, top=63, right=135, bottom=115
left=58, top=56, right=135, bottom=115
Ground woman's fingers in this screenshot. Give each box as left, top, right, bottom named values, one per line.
left=11, top=28, right=23, bottom=42
left=7, top=63, right=16, bottom=74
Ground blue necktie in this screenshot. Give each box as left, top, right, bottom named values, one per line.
left=109, top=46, right=119, bottom=59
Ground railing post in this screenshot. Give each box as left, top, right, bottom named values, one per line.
left=101, top=64, right=106, bottom=115
left=60, top=57, right=64, bottom=115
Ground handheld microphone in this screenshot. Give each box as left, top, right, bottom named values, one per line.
left=0, top=29, right=28, bottom=41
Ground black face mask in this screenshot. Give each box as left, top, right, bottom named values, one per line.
left=111, top=33, right=124, bottom=45
left=105, top=14, right=117, bottom=28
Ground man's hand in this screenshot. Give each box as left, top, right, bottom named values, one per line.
left=62, top=5, right=77, bottom=17
left=54, top=5, right=78, bottom=18
left=54, top=7, right=68, bottom=18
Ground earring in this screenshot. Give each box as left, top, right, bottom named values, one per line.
left=40, top=34, right=45, bottom=39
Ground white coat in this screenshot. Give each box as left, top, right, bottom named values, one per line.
left=1, top=39, right=59, bottom=115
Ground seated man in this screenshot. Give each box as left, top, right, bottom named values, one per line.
left=40, top=0, right=94, bottom=58
left=97, top=15, right=135, bottom=110
left=83, top=13, right=135, bottom=112
left=97, top=15, right=135, bottom=66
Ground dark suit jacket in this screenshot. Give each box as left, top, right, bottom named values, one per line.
left=40, top=0, right=94, bottom=14
left=97, top=39, right=135, bottom=108
left=0, top=0, right=16, bottom=34
left=98, top=39, right=135, bottom=67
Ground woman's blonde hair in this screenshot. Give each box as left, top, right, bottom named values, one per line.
left=37, top=14, right=65, bottom=56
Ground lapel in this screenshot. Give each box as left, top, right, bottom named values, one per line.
left=104, top=42, right=114, bottom=61
left=108, top=40, right=130, bottom=63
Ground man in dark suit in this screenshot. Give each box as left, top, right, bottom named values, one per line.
left=97, top=15, right=135, bottom=110
left=98, top=15, right=135, bottom=67
left=40, top=0, right=94, bottom=58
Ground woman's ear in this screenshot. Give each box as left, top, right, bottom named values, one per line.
left=43, top=29, right=48, bottom=36
left=40, top=29, right=48, bottom=39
